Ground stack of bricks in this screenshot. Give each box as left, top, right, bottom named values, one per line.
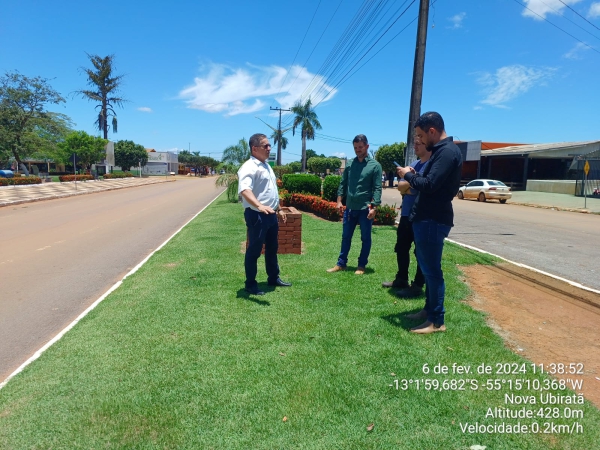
left=276, top=206, right=302, bottom=254
left=245, top=206, right=302, bottom=255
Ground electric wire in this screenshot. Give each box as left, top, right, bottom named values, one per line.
left=275, top=0, right=323, bottom=97
left=557, top=0, right=600, bottom=33
left=313, top=0, right=416, bottom=108
left=536, top=0, right=600, bottom=42
left=510, top=0, right=600, bottom=54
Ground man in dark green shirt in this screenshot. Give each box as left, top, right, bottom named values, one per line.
left=327, top=134, right=382, bottom=275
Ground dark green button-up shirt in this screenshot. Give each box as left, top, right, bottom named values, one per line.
left=337, top=156, right=382, bottom=210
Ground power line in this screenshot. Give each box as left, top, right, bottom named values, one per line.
left=510, top=0, right=600, bottom=54
left=313, top=0, right=417, bottom=107
left=275, top=0, right=323, bottom=97
left=536, top=0, right=600, bottom=42
left=284, top=0, right=346, bottom=98
left=557, top=0, right=600, bottom=33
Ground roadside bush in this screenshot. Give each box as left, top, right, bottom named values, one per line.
left=280, top=192, right=343, bottom=221
left=374, top=204, right=398, bottom=225
left=282, top=174, right=322, bottom=195
left=322, top=175, right=341, bottom=202
left=0, top=176, right=43, bottom=186
left=59, top=174, right=94, bottom=182
left=103, top=172, right=134, bottom=179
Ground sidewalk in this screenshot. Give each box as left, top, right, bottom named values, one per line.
left=381, top=187, right=600, bottom=214
left=0, top=177, right=176, bottom=207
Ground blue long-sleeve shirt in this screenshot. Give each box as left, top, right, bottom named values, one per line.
left=404, top=137, right=463, bottom=226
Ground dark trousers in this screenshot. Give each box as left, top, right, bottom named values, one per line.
left=413, top=220, right=451, bottom=325
left=394, top=215, right=425, bottom=287
left=337, top=208, right=373, bottom=268
left=244, top=208, right=280, bottom=289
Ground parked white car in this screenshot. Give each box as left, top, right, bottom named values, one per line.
left=457, top=179, right=512, bottom=203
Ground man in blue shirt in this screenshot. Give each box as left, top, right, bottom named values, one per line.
left=396, top=112, right=462, bottom=334
left=382, top=139, right=430, bottom=296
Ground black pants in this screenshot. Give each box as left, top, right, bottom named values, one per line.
left=244, top=208, right=280, bottom=289
left=394, top=215, right=425, bottom=287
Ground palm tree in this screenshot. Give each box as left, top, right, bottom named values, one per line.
left=215, top=138, right=250, bottom=203
left=76, top=54, right=125, bottom=139
left=291, top=98, right=322, bottom=172
left=255, top=116, right=291, bottom=165
left=221, top=138, right=250, bottom=166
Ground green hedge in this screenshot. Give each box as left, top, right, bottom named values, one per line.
left=282, top=173, right=322, bottom=195
left=322, top=175, right=341, bottom=202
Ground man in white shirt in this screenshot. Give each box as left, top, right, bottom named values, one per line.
left=238, top=133, right=292, bottom=296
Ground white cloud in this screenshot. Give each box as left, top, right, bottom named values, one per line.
left=477, top=64, right=555, bottom=107
left=473, top=105, right=483, bottom=110
left=563, top=42, right=589, bottom=59
left=448, top=12, right=466, bottom=29
left=521, top=0, right=582, bottom=20
left=332, top=152, right=346, bottom=158
left=588, top=2, right=600, bottom=18
left=179, top=63, right=337, bottom=116
left=137, top=107, right=152, bottom=112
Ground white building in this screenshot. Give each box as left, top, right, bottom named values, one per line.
left=143, top=150, right=179, bottom=175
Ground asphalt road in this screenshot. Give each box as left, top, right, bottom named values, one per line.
left=381, top=188, right=600, bottom=291
left=0, top=177, right=224, bottom=381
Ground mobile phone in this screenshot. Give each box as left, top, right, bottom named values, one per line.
left=393, top=161, right=400, bottom=167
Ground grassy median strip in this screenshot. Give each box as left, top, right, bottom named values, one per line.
left=0, top=194, right=598, bottom=449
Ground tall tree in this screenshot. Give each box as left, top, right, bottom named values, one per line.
left=0, top=72, right=67, bottom=167
left=58, top=130, right=108, bottom=171
left=114, top=140, right=147, bottom=171
left=76, top=54, right=125, bottom=139
left=291, top=98, right=322, bottom=172
left=374, top=142, right=405, bottom=188
left=255, top=116, right=291, bottom=165
left=221, top=138, right=250, bottom=167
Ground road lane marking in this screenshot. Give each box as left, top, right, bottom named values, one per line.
left=0, top=189, right=226, bottom=390
left=36, top=246, right=51, bottom=251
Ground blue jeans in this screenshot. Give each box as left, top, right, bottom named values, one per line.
left=412, top=220, right=451, bottom=325
left=244, top=208, right=280, bottom=289
left=337, top=208, right=373, bottom=268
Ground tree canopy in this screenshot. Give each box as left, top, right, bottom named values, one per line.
left=0, top=72, right=68, bottom=166
left=58, top=130, right=108, bottom=170
left=76, top=54, right=125, bottom=139
left=307, top=156, right=342, bottom=175
left=374, top=142, right=405, bottom=174
left=221, top=138, right=250, bottom=167
left=114, top=140, right=147, bottom=171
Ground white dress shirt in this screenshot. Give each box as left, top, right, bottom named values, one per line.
left=237, top=156, right=280, bottom=211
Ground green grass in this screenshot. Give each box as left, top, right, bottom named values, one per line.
left=0, top=194, right=598, bottom=449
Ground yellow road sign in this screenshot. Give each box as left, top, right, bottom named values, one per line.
left=584, top=160, right=590, bottom=176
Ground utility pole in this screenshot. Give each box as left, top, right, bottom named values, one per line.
left=405, top=0, right=430, bottom=166
left=270, top=107, right=291, bottom=166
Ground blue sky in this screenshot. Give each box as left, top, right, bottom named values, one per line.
left=2, top=0, right=600, bottom=163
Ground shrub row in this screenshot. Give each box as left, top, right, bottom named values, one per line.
left=103, top=172, right=134, bottom=179
left=0, top=176, right=42, bottom=186
left=282, top=174, right=321, bottom=196
left=373, top=204, right=397, bottom=226
left=59, top=174, right=94, bottom=182
left=280, top=192, right=343, bottom=221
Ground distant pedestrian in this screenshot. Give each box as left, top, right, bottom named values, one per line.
left=396, top=112, right=462, bottom=334
left=238, top=133, right=291, bottom=295
left=327, top=134, right=382, bottom=275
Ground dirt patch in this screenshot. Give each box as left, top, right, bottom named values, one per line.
left=461, top=263, right=600, bottom=408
